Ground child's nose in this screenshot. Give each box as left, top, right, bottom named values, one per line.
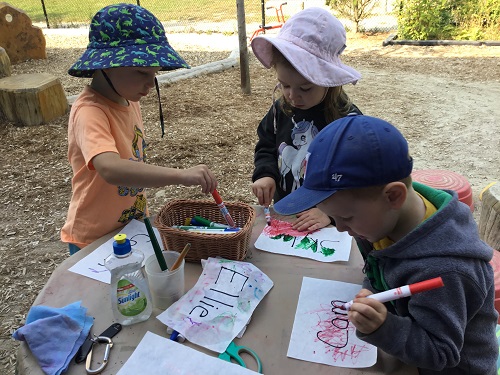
left=146, top=78, right=156, bottom=89
left=288, top=88, right=300, bottom=101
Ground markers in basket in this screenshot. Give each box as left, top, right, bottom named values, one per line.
left=186, top=229, right=239, bottom=234
left=173, top=226, right=240, bottom=234
left=211, top=189, right=236, bottom=228
left=341, top=277, right=444, bottom=311
left=173, top=225, right=241, bottom=231
left=193, top=215, right=231, bottom=229
left=184, top=217, right=203, bottom=226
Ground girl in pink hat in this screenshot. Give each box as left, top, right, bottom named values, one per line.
left=250, top=7, right=362, bottom=232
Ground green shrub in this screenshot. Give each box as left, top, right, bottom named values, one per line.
left=327, top=0, right=377, bottom=32
left=397, top=0, right=500, bottom=40
left=398, top=0, right=456, bottom=40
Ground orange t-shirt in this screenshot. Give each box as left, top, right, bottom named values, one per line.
left=61, top=86, right=148, bottom=248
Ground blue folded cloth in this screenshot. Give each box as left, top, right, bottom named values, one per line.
left=13, top=301, right=94, bottom=375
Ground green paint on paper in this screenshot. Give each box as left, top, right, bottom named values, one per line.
left=271, top=234, right=294, bottom=242
left=296, top=237, right=318, bottom=253
left=321, top=245, right=336, bottom=256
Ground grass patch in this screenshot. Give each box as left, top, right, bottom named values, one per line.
left=13, top=0, right=263, bottom=27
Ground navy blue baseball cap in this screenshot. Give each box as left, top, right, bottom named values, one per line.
left=274, top=115, right=413, bottom=215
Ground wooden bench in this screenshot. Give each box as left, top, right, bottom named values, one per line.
left=0, top=73, right=68, bottom=126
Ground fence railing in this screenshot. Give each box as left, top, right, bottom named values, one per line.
left=13, top=0, right=398, bottom=33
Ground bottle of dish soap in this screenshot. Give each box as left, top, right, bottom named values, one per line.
left=105, top=233, right=152, bottom=325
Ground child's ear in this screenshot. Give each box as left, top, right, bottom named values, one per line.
left=383, top=182, right=407, bottom=209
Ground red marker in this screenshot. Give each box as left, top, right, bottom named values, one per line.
left=341, top=277, right=444, bottom=311
left=211, top=189, right=236, bottom=228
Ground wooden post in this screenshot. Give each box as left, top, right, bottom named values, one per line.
left=236, top=0, right=251, bottom=95
left=479, top=183, right=500, bottom=250
left=0, top=73, right=68, bottom=126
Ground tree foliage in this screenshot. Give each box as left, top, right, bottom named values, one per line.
left=327, top=0, right=377, bottom=32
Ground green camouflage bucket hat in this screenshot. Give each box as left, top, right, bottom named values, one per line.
left=68, top=3, right=190, bottom=77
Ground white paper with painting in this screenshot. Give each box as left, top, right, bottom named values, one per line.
left=254, top=219, right=352, bottom=262
left=157, top=257, right=274, bottom=353
left=288, top=277, right=377, bottom=368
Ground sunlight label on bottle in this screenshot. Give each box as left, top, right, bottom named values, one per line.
left=117, top=278, right=147, bottom=316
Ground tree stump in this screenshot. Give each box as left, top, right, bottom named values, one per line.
left=0, top=46, right=11, bottom=78
left=479, top=183, right=500, bottom=250
left=0, top=73, right=68, bottom=126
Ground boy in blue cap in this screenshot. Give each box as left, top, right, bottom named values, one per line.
left=61, top=4, right=218, bottom=254
left=274, top=115, right=498, bottom=374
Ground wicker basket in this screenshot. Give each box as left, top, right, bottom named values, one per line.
left=154, top=199, right=255, bottom=263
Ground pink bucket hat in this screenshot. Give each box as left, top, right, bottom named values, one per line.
left=251, top=7, right=361, bottom=87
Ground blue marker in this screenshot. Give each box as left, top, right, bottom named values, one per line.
left=172, top=226, right=240, bottom=231
left=168, top=328, right=185, bottom=343
left=169, top=330, right=179, bottom=341
left=184, top=228, right=240, bottom=234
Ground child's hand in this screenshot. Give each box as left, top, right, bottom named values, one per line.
left=347, top=289, right=387, bottom=335
left=182, top=165, right=218, bottom=194
left=252, top=177, right=276, bottom=207
left=293, top=208, right=331, bottom=231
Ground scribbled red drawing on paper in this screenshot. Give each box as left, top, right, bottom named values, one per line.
left=311, top=300, right=372, bottom=364
left=288, top=278, right=377, bottom=368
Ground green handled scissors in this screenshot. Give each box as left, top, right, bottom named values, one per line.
left=218, top=341, right=263, bottom=373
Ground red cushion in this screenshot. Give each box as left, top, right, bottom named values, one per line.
left=412, top=169, right=473, bottom=211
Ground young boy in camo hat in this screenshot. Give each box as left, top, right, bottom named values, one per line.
left=61, top=3, right=218, bottom=255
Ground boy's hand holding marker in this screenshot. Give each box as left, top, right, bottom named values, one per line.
left=346, top=277, right=444, bottom=334
left=211, top=189, right=236, bottom=228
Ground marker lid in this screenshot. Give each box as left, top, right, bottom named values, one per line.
left=409, top=277, right=444, bottom=294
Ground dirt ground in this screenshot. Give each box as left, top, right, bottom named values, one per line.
left=0, top=29, right=499, bottom=373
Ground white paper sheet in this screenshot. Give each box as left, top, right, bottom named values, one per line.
left=116, top=331, right=261, bottom=375
left=157, top=258, right=274, bottom=353
left=68, top=219, right=163, bottom=283
left=254, top=219, right=352, bottom=262
left=288, top=277, right=377, bottom=368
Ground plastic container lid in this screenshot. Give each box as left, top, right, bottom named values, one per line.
left=412, top=169, right=474, bottom=211
left=113, top=233, right=131, bottom=256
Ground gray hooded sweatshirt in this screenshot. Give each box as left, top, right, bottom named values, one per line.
left=355, top=182, right=498, bottom=374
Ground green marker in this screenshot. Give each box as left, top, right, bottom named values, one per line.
left=193, top=215, right=231, bottom=229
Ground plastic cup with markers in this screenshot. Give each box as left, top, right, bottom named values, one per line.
left=144, top=250, right=185, bottom=310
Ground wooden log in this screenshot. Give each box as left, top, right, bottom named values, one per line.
left=0, top=73, right=68, bottom=126
left=0, top=46, right=11, bottom=78
left=479, top=183, right=500, bottom=250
